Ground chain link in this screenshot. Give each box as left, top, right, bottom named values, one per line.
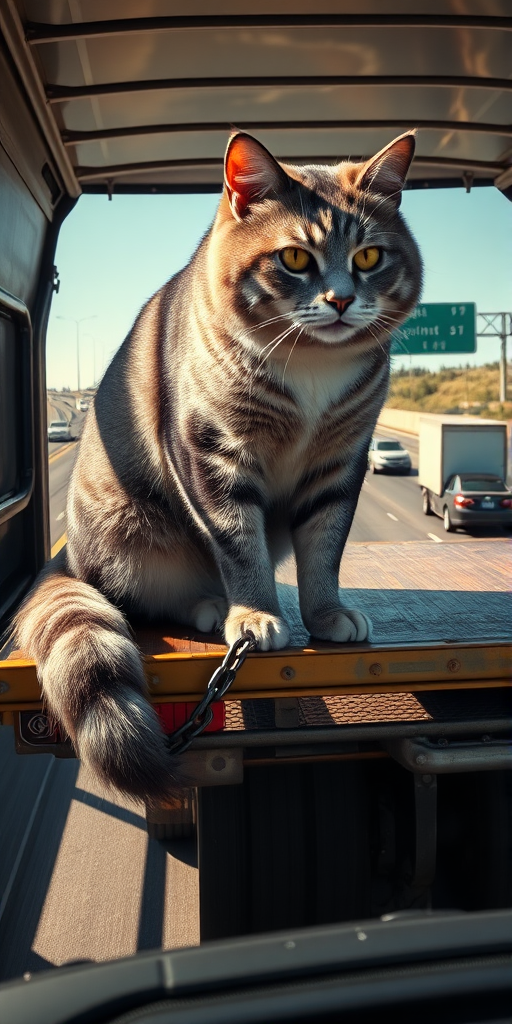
left=166, top=631, right=257, bottom=756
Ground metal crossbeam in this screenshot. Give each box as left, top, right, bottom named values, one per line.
left=62, top=119, right=512, bottom=147
left=25, top=15, right=512, bottom=44
left=476, top=313, right=511, bottom=403
left=46, top=75, right=512, bottom=104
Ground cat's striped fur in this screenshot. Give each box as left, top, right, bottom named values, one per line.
left=14, top=132, right=422, bottom=802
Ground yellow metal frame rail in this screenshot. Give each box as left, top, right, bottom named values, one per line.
left=0, top=641, right=510, bottom=713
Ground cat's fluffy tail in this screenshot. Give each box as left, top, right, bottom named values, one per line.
left=13, top=570, right=178, bottom=804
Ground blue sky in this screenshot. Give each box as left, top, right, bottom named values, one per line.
left=46, top=185, right=511, bottom=390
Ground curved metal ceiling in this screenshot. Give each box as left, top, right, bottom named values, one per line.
left=2, top=1, right=512, bottom=197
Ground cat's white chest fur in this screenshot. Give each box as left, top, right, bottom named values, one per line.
left=265, top=349, right=367, bottom=497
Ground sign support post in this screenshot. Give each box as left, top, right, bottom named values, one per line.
left=476, top=312, right=511, bottom=403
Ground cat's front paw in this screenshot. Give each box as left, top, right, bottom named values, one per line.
left=306, top=607, right=371, bottom=643
left=191, top=598, right=228, bottom=633
left=224, top=606, right=290, bottom=651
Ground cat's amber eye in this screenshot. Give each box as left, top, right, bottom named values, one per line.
left=280, top=247, right=311, bottom=273
left=353, top=247, right=381, bottom=271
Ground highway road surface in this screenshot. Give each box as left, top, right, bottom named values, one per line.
left=0, top=735, right=200, bottom=980
left=46, top=392, right=86, bottom=550
left=48, top=444, right=78, bottom=550
left=0, top=419, right=509, bottom=983
left=47, top=424, right=512, bottom=552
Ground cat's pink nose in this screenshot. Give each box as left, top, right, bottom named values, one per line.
left=325, top=292, right=354, bottom=316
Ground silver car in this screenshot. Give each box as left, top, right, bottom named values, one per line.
left=48, top=419, right=72, bottom=441
left=368, top=437, right=412, bottom=474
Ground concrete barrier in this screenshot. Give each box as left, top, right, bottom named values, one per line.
left=376, top=408, right=422, bottom=435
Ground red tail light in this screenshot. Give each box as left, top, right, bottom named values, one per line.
left=454, top=494, right=474, bottom=509
left=500, top=497, right=512, bottom=508
left=154, top=701, right=225, bottom=735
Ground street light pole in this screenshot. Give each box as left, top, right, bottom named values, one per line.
left=75, top=319, right=80, bottom=393
left=56, top=314, right=97, bottom=392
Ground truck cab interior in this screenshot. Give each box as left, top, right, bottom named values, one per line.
left=1, top=4, right=511, bottom=1022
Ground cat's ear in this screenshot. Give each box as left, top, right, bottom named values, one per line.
left=224, top=133, right=289, bottom=220
left=356, top=131, right=416, bottom=207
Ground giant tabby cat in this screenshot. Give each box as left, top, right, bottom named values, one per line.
left=15, top=132, right=422, bottom=801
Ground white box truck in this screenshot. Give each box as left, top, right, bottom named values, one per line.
left=419, top=416, right=511, bottom=531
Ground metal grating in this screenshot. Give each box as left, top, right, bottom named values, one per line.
left=224, top=688, right=512, bottom=732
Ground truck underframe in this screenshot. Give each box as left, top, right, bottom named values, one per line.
left=2, top=541, right=510, bottom=941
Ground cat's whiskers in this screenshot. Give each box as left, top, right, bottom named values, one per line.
left=374, top=308, right=410, bottom=323
left=374, top=314, right=406, bottom=325
left=365, top=322, right=389, bottom=358
left=257, top=329, right=293, bottom=360
left=259, top=323, right=299, bottom=366
left=248, top=313, right=293, bottom=333
left=343, top=311, right=396, bottom=354
left=281, top=326, right=304, bottom=387
left=373, top=313, right=410, bottom=333
left=257, top=319, right=300, bottom=358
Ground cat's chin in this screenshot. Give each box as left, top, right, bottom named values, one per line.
left=307, top=321, right=357, bottom=345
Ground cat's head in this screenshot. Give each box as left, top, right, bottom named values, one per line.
left=209, top=131, right=422, bottom=357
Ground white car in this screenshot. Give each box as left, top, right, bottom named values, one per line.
left=48, top=419, right=72, bottom=441
left=368, top=437, right=412, bottom=474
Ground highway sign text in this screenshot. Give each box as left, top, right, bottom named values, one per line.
left=391, top=303, right=476, bottom=355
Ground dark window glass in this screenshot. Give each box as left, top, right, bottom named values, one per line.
left=0, top=315, right=20, bottom=503
left=462, top=478, right=507, bottom=492
left=376, top=441, right=403, bottom=451
left=0, top=515, right=25, bottom=619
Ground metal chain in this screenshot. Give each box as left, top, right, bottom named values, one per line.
left=166, top=630, right=257, bottom=756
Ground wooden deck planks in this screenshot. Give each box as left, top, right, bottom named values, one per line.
left=133, top=540, right=511, bottom=653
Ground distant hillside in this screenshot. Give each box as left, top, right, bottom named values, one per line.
left=387, top=362, right=512, bottom=420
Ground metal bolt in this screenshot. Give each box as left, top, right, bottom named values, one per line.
left=284, top=940, right=296, bottom=950
left=422, top=775, right=433, bottom=785
left=356, top=931, right=367, bottom=941
left=0, top=680, right=9, bottom=695
left=438, top=737, right=448, bottom=746
left=280, top=666, right=296, bottom=680
left=416, top=754, right=427, bottom=765
left=150, top=675, right=160, bottom=686
left=482, top=734, right=491, bottom=743
left=211, top=756, right=226, bottom=772
left=369, top=663, right=382, bottom=676
left=447, top=659, right=461, bottom=673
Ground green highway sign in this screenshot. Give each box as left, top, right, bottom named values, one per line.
left=391, top=302, right=476, bottom=355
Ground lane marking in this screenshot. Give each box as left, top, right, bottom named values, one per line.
left=386, top=513, right=399, bottom=521
left=56, top=511, right=65, bottom=521
left=427, top=532, right=443, bottom=543
left=48, top=441, right=76, bottom=464
left=51, top=532, right=67, bottom=558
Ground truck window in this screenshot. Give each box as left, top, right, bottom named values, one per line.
left=0, top=293, right=35, bottom=623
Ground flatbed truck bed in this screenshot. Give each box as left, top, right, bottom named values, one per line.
left=1, top=541, right=511, bottom=947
